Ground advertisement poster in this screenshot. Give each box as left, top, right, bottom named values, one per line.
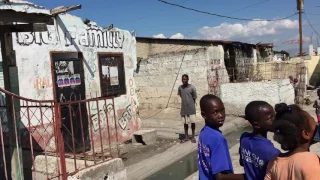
left=102, top=66, right=109, bottom=77
left=109, top=66, right=119, bottom=86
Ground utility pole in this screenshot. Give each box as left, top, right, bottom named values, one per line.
left=298, top=0, right=304, bottom=57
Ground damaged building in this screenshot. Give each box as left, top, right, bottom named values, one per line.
left=135, top=37, right=305, bottom=115
left=0, top=5, right=140, bottom=152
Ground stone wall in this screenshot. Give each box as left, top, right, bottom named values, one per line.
left=134, top=46, right=229, bottom=109
left=220, top=79, right=295, bottom=116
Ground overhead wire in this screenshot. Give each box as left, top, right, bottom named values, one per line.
left=157, top=0, right=298, bottom=22
left=304, top=12, right=320, bottom=38
left=144, top=0, right=272, bottom=29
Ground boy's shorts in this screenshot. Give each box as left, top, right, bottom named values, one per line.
left=181, top=114, right=196, bottom=124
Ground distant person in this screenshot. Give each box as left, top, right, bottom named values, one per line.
left=239, top=101, right=280, bottom=180
left=288, top=76, right=294, bottom=84
left=265, top=103, right=320, bottom=180
left=178, top=74, right=197, bottom=143
left=198, top=94, right=245, bottom=180
left=313, top=89, right=320, bottom=125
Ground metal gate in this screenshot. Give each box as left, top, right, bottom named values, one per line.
left=0, top=88, right=119, bottom=180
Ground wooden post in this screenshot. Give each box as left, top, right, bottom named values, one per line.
left=0, top=32, right=24, bottom=180
left=298, top=0, right=304, bottom=57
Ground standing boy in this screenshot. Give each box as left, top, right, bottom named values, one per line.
left=198, top=94, right=244, bottom=180
left=313, top=89, right=320, bottom=125
left=239, top=101, right=280, bottom=180
left=178, top=74, right=197, bottom=143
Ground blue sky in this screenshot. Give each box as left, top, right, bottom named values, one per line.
left=30, top=0, right=320, bottom=53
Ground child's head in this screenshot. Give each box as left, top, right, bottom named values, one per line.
left=245, top=101, right=274, bottom=132
left=317, top=89, right=320, bottom=97
left=200, top=94, right=225, bottom=128
left=273, top=103, right=316, bottom=151
left=182, top=74, right=189, bottom=86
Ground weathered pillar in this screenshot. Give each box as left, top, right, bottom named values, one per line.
left=0, top=32, right=23, bottom=180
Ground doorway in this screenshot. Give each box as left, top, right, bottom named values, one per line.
left=51, top=52, right=90, bottom=152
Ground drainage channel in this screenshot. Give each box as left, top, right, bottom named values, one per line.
left=145, top=126, right=252, bottom=180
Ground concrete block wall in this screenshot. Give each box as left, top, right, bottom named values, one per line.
left=135, top=46, right=228, bottom=110
left=136, top=41, right=204, bottom=59
left=220, top=79, right=295, bottom=116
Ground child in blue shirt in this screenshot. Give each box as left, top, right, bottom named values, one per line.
left=239, top=101, right=280, bottom=180
left=198, top=94, right=244, bottom=180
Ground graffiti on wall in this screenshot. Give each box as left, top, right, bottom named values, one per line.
left=34, top=76, right=52, bottom=90
left=91, top=102, right=135, bottom=132
left=208, top=58, right=221, bottom=95
left=16, top=26, right=125, bottom=49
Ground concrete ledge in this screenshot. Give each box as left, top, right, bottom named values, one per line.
left=69, top=158, right=126, bottom=180
left=132, top=129, right=157, bottom=145
left=185, top=171, right=198, bottom=180
left=34, top=155, right=95, bottom=175
left=127, top=117, right=246, bottom=180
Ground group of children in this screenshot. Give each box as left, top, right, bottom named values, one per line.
left=197, top=94, right=320, bottom=180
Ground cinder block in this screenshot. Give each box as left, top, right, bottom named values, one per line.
left=132, top=129, right=157, bottom=145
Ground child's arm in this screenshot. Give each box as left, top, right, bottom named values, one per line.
left=216, top=173, right=245, bottom=180
left=239, top=147, right=243, bottom=167
left=313, top=101, right=317, bottom=108
left=192, top=86, right=197, bottom=102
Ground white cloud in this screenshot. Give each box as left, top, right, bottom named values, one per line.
left=153, top=33, right=166, bottom=38
left=198, top=19, right=299, bottom=40
left=170, top=33, right=184, bottom=39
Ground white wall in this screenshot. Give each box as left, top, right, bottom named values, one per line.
left=0, top=13, right=140, bottom=142
left=220, top=79, right=295, bottom=116
left=135, top=46, right=228, bottom=109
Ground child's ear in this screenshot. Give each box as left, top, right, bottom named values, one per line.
left=201, top=111, right=206, bottom=119
left=252, top=121, right=260, bottom=129
left=302, top=129, right=312, bottom=140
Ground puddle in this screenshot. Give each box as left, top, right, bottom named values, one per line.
left=145, top=126, right=252, bottom=180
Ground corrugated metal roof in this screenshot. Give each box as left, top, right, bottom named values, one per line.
left=0, top=0, right=50, bottom=15
left=136, top=36, right=273, bottom=47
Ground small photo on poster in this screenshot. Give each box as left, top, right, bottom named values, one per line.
left=102, top=66, right=109, bottom=78
left=110, top=66, right=119, bottom=86
left=74, top=74, right=81, bottom=85
left=63, top=75, right=70, bottom=87
left=57, top=75, right=65, bottom=87
left=69, top=75, right=76, bottom=86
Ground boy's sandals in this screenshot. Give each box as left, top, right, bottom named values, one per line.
left=180, top=139, right=189, bottom=143
left=190, top=138, right=196, bottom=143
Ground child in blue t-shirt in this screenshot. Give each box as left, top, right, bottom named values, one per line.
left=198, top=94, right=245, bottom=180
left=239, top=101, right=280, bottom=180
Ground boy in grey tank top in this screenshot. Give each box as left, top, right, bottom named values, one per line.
left=178, top=74, right=197, bottom=143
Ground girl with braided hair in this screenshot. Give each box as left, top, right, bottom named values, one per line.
left=265, top=103, right=320, bottom=180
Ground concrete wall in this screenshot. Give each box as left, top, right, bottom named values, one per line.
left=0, top=13, right=141, bottom=150
left=220, top=79, right=295, bottom=116
left=135, top=46, right=229, bottom=110
left=69, top=158, right=126, bottom=180
left=305, top=56, right=320, bottom=86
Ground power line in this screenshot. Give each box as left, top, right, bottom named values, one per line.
left=227, top=0, right=271, bottom=14
left=157, top=0, right=298, bottom=21
left=305, top=12, right=320, bottom=15
left=304, top=13, right=320, bottom=38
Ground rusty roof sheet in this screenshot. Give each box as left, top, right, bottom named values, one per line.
left=0, top=0, right=50, bottom=15
left=136, top=36, right=273, bottom=47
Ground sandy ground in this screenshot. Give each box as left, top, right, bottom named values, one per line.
left=120, top=107, right=243, bottom=167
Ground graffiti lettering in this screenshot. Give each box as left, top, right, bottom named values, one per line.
left=78, top=28, right=124, bottom=48
left=34, top=76, right=52, bottom=90
left=16, top=26, right=58, bottom=46
left=91, top=103, right=114, bottom=132
left=16, top=26, right=125, bottom=49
